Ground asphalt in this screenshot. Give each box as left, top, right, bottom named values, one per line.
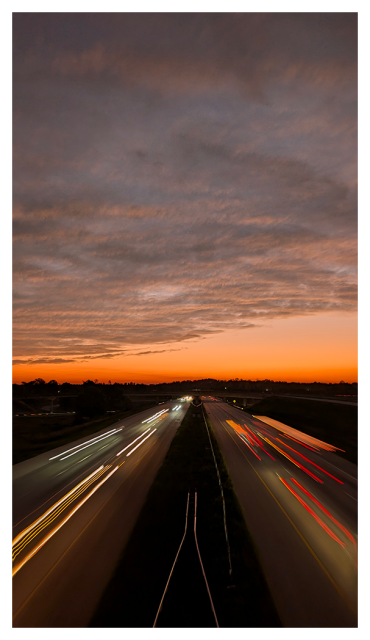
left=203, top=398, right=358, bottom=627
left=12, top=401, right=188, bottom=627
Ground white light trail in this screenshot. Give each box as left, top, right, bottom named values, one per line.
left=142, top=409, right=168, bottom=424
left=126, top=429, right=157, bottom=456
left=12, top=466, right=105, bottom=548
left=58, top=430, right=123, bottom=460
left=12, top=465, right=119, bottom=577
left=49, top=428, right=122, bottom=460
left=116, top=428, right=151, bottom=456
left=147, top=410, right=169, bottom=424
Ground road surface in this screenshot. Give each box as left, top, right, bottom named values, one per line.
left=203, top=397, right=357, bottom=627
left=13, top=401, right=188, bottom=627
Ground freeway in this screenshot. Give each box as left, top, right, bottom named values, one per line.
left=203, top=397, right=357, bottom=627
left=12, top=400, right=189, bottom=627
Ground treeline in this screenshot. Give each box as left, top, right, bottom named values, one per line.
left=13, top=377, right=357, bottom=397
left=13, top=379, right=134, bottom=421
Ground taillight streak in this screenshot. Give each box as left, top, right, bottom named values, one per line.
left=279, top=478, right=345, bottom=546
left=275, top=438, right=344, bottom=484
left=290, top=478, right=356, bottom=548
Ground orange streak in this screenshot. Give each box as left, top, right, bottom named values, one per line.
left=281, top=433, right=320, bottom=452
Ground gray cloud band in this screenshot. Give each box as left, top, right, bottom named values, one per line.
left=12, top=14, right=357, bottom=361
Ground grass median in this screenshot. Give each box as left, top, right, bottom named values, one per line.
left=90, top=404, right=281, bottom=628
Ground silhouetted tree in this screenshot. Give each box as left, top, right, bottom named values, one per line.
left=75, top=386, right=107, bottom=418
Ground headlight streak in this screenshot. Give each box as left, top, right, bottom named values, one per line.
left=147, top=411, right=168, bottom=424
left=12, top=466, right=108, bottom=560
left=116, top=428, right=151, bottom=456
left=49, top=428, right=122, bottom=460
left=279, top=478, right=345, bottom=547
left=126, top=429, right=157, bottom=456
left=275, top=438, right=344, bottom=484
left=59, top=429, right=123, bottom=460
left=12, top=465, right=120, bottom=577
left=260, top=436, right=324, bottom=483
left=290, top=478, right=357, bottom=549
left=142, top=409, right=168, bottom=424
left=14, top=456, right=120, bottom=531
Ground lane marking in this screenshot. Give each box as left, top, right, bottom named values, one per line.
left=56, top=469, right=69, bottom=476
left=77, top=455, right=92, bottom=464
left=153, top=493, right=190, bottom=627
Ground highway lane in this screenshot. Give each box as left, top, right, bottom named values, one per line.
left=203, top=397, right=357, bottom=627
left=13, top=400, right=188, bottom=627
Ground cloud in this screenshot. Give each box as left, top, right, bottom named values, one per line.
left=12, top=14, right=357, bottom=362
left=13, top=358, right=77, bottom=365
left=128, top=348, right=186, bottom=357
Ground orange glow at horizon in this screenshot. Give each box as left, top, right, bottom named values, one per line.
left=12, top=313, right=357, bottom=385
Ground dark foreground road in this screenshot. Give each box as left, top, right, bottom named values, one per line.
left=204, top=398, right=357, bottom=627
left=13, top=401, right=188, bottom=627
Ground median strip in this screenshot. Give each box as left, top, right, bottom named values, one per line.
left=90, top=404, right=281, bottom=628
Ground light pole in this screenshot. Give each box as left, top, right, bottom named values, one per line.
left=49, top=397, right=56, bottom=414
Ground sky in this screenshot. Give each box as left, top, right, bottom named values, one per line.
left=12, top=11, right=358, bottom=384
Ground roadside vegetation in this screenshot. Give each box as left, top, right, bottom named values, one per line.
left=249, top=396, right=357, bottom=465
left=90, top=404, right=281, bottom=628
